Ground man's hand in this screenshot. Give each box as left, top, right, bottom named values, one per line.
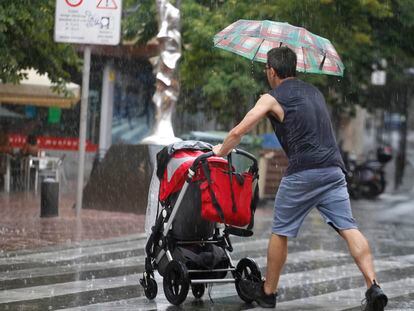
left=212, top=144, right=224, bottom=157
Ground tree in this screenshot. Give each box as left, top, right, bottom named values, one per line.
left=179, top=1, right=266, bottom=126
left=177, top=0, right=414, bottom=126
left=0, top=1, right=80, bottom=89
left=5, top=1, right=412, bottom=126
left=122, top=0, right=157, bottom=45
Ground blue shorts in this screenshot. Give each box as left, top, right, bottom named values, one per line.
left=272, top=166, right=357, bottom=237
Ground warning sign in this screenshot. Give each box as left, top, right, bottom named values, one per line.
left=54, top=0, right=122, bottom=45
left=97, top=0, right=118, bottom=10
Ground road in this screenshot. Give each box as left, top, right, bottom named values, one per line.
left=1, top=192, right=414, bottom=310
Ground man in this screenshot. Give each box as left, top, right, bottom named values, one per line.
left=21, top=134, right=39, bottom=157
left=212, top=47, right=388, bottom=310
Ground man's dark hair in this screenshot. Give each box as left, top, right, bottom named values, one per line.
left=267, top=46, right=297, bottom=78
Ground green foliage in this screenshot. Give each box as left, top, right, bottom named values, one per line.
left=0, top=0, right=81, bottom=92
left=177, top=0, right=413, bottom=125
left=179, top=1, right=265, bottom=125
left=122, top=0, right=157, bottom=44
left=2, top=0, right=412, bottom=117
left=4, top=0, right=412, bottom=125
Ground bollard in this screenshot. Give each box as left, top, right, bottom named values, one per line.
left=40, top=178, right=59, bottom=217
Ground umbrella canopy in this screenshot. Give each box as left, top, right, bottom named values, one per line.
left=214, top=19, right=344, bottom=76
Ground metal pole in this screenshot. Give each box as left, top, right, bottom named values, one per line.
left=76, top=46, right=91, bottom=215
left=395, top=88, right=408, bottom=190
left=4, top=155, right=10, bottom=193
left=98, top=62, right=115, bottom=160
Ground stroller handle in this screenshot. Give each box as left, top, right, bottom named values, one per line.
left=190, top=148, right=258, bottom=173
left=232, top=148, right=258, bottom=166
left=190, top=151, right=215, bottom=172
left=233, top=148, right=259, bottom=174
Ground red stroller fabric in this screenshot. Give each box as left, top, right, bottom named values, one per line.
left=159, top=149, right=254, bottom=227
left=159, top=150, right=227, bottom=202
left=200, top=161, right=253, bottom=226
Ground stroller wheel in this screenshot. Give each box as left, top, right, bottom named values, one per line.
left=143, top=277, right=158, bottom=300
left=163, top=260, right=190, bottom=305
left=235, top=257, right=262, bottom=303
left=191, top=283, right=205, bottom=299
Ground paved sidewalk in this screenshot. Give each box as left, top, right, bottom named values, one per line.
left=1, top=151, right=412, bottom=254
left=0, top=192, right=145, bottom=252
left=0, top=191, right=275, bottom=253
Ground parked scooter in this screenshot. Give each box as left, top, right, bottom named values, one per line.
left=342, top=146, right=393, bottom=199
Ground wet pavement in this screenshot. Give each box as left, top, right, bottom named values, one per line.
left=1, top=186, right=414, bottom=310
left=0, top=192, right=145, bottom=251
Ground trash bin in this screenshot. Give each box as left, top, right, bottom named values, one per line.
left=40, top=178, right=59, bottom=217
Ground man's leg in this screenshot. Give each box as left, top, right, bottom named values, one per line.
left=314, top=167, right=377, bottom=287
left=339, top=229, right=388, bottom=310
left=238, top=233, right=285, bottom=308
left=316, top=167, right=388, bottom=310
left=339, top=228, right=376, bottom=287
left=238, top=172, right=314, bottom=308
left=263, top=233, right=288, bottom=295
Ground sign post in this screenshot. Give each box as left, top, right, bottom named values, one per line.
left=54, top=0, right=122, bottom=215
left=76, top=46, right=91, bottom=216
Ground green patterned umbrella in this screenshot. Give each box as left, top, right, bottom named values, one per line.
left=214, top=19, right=345, bottom=76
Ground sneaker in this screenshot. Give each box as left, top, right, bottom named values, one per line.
left=362, top=281, right=388, bottom=311
left=239, top=279, right=277, bottom=308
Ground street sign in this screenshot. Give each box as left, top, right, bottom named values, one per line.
left=54, top=0, right=122, bottom=45
left=54, top=0, right=123, bottom=213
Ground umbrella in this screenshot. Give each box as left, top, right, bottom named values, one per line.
left=213, top=19, right=344, bottom=76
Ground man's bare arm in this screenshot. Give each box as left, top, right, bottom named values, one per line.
left=213, top=94, right=284, bottom=157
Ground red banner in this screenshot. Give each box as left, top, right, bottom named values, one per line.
left=9, top=134, right=98, bottom=152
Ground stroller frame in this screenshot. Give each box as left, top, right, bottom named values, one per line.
left=140, top=149, right=261, bottom=305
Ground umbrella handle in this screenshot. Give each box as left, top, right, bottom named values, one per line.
left=319, top=52, right=326, bottom=70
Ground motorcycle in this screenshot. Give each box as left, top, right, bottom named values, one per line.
left=342, top=146, right=392, bottom=199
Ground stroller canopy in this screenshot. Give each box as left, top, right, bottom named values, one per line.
left=156, top=141, right=213, bottom=179
left=156, top=141, right=227, bottom=202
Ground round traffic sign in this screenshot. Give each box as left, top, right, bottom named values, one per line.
left=65, top=0, right=83, bottom=7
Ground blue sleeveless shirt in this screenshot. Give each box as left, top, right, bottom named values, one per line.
left=268, top=78, right=345, bottom=176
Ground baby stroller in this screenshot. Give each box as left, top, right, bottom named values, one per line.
left=140, top=141, right=262, bottom=305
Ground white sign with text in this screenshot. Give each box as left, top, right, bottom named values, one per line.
left=54, top=0, right=122, bottom=45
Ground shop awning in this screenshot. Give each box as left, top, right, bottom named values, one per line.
left=0, top=70, right=80, bottom=109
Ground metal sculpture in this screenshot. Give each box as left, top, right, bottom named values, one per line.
left=142, top=0, right=182, bottom=145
